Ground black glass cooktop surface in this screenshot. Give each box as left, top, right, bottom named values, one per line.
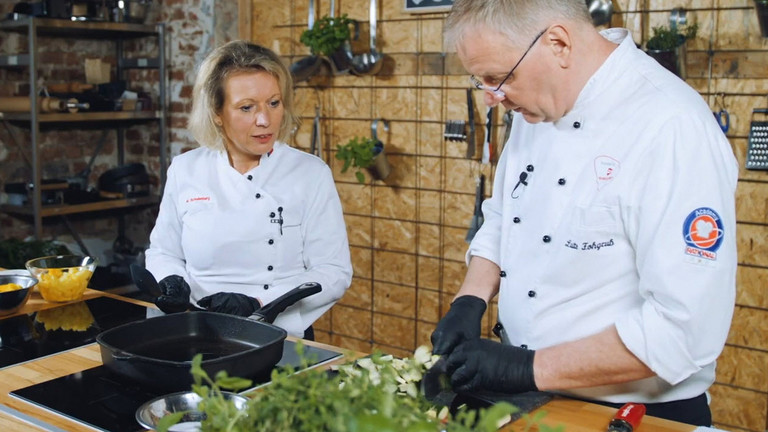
left=11, top=340, right=341, bottom=432
left=0, top=296, right=148, bottom=369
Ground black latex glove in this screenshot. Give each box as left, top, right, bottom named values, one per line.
left=197, top=292, right=261, bottom=317
left=155, top=275, right=190, bottom=314
left=430, top=295, right=487, bottom=355
left=444, top=338, right=538, bottom=394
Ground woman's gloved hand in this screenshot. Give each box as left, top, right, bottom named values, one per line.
left=430, top=295, right=487, bottom=355
left=198, top=292, right=261, bottom=317
left=155, top=275, right=191, bottom=314
left=444, top=338, right=538, bottom=394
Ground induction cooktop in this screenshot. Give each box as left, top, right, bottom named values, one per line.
left=11, top=340, right=342, bottom=432
left=0, top=296, right=148, bottom=369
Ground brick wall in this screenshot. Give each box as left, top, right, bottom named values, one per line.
left=249, top=1, right=768, bottom=430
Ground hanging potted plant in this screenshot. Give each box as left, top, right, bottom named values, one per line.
left=299, top=14, right=357, bottom=74
left=335, top=135, right=391, bottom=184
left=645, top=22, right=698, bottom=78
left=756, top=0, right=768, bottom=38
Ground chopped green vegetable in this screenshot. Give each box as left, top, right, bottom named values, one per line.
left=159, top=344, right=564, bottom=432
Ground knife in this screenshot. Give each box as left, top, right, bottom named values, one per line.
left=248, top=282, right=322, bottom=324
left=129, top=263, right=162, bottom=298
left=466, top=89, right=476, bottom=158
left=421, top=357, right=459, bottom=408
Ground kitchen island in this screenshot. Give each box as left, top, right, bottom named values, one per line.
left=0, top=289, right=696, bottom=432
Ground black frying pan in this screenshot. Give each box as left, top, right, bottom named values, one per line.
left=96, top=312, right=287, bottom=392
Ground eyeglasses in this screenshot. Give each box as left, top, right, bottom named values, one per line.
left=469, top=28, right=547, bottom=98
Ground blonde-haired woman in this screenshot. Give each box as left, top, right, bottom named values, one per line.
left=145, top=41, right=352, bottom=339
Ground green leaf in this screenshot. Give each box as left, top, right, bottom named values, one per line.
left=156, top=411, right=187, bottom=432
left=355, top=171, right=366, bottom=183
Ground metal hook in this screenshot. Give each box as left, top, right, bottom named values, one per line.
left=371, top=118, right=389, bottom=142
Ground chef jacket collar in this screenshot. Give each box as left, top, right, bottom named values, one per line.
left=552, top=28, right=633, bottom=133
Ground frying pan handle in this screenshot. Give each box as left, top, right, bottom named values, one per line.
left=253, top=282, right=322, bottom=324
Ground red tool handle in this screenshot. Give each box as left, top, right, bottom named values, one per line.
left=607, top=403, right=646, bottom=432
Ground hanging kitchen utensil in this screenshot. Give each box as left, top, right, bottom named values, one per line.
left=350, top=0, right=384, bottom=76
left=586, top=0, right=613, bottom=27
left=712, top=93, right=729, bottom=133
left=465, top=174, right=485, bottom=243
left=466, top=89, right=476, bottom=159
left=310, top=105, right=322, bottom=157
left=367, top=118, right=391, bottom=180
left=290, top=0, right=322, bottom=83
left=443, top=120, right=466, bottom=142
left=747, top=108, right=768, bottom=170
left=482, top=105, right=494, bottom=164
left=502, top=110, right=513, bottom=146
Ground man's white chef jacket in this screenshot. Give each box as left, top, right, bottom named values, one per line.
left=467, top=29, right=738, bottom=403
left=146, top=141, right=352, bottom=337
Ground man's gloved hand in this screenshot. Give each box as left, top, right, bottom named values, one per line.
left=198, top=292, right=261, bottom=317
left=155, top=275, right=190, bottom=314
left=430, top=295, right=487, bottom=355
left=444, top=338, right=538, bottom=394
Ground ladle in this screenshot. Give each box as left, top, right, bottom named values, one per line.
left=586, top=0, right=613, bottom=27
left=289, top=0, right=322, bottom=83
left=350, top=0, right=383, bottom=76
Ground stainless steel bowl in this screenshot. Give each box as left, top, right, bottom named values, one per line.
left=136, top=391, right=248, bottom=431
left=0, top=274, right=37, bottom=316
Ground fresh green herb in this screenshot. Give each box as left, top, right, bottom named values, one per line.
left=160, top=344, right=564, bottom=432
left=646, top=23, right=699, bottom=51
left=300, top=14, right=355, bottom=57
left=0, top=238, right=71, bottom=269
left=336, top=136, right=379, bottom=183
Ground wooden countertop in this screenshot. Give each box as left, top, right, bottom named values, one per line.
left=0, top=289, right=696, bottom=432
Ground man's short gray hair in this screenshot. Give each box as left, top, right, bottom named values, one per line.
left=445, top=0, right=592, bottom=49
left=188, top=41, right=298, bottom=152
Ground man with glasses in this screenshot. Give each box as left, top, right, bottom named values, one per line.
left=430, top=0, right=737, bottom=426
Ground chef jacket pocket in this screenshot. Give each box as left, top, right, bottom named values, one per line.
left=278, top=221, right=304, bottom=271
left=575, top=205, right=619, bottom=231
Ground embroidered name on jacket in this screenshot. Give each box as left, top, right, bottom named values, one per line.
left=185, top=196, right=211, bottom=203
left=565, top=238, right=615, bottom=251
left=682, top=207, right=724, bottom=261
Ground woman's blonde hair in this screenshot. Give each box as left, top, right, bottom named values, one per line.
left=188, top=41, right=298, bottom=151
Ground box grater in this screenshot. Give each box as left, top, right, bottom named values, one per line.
left=747, top=109, right=768, bottom=170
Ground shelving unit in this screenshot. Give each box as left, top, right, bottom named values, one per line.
left=0, top=17, right=167, bottom=242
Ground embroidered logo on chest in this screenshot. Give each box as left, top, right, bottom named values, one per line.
left=594, top=156, right=620, bottom=190
left=682, top=207, right=724, bottom=261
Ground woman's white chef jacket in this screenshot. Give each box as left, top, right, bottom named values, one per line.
left=467, top=29, right=738, bottom=403
left=145, top=141, right=352, bottom=337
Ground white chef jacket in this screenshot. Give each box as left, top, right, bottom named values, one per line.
left=467, top=29, right=738, bottom=403
left=145, top=141, right=352, bottom=337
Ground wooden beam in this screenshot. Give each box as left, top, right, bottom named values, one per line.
left=238, top=0, right=252, bottom=41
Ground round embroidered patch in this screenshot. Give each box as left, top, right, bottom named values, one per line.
left=682, top=207, right=724, bottom=255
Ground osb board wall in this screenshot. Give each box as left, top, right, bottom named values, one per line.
left=250, top=1, right=768, bottom=430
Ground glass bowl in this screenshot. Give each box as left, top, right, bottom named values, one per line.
left=25, top=255, right=96, bottom=302
left=0, top=274, right=37, bottom=316
left=135, top=390, right=248, bottom=431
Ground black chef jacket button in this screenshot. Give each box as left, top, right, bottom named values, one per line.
left=247, top=175, right=253, bottom=181
left=558, top=178, right=566, bottom=185
left=526, top=164, right=534, bottom=172
left=543, top=235, right=551, bottom=243
left=267, top=265, right=274, bottom=271
left=263, top=284, right=269, bottom=290
left=513, top=217, right=521, bottom=223
left=255, top=193, right=261, bottom=199
left=521, top=344, right=528, bottom=349
left=270, top=212, right=275, bottom=217
left=499, top=271, right=507, bottom=278
left=268, top=239, right=274, bottom=245
left=528, top=290, right=536, bottom=298
left=573, top=121, right=581, bottom=129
